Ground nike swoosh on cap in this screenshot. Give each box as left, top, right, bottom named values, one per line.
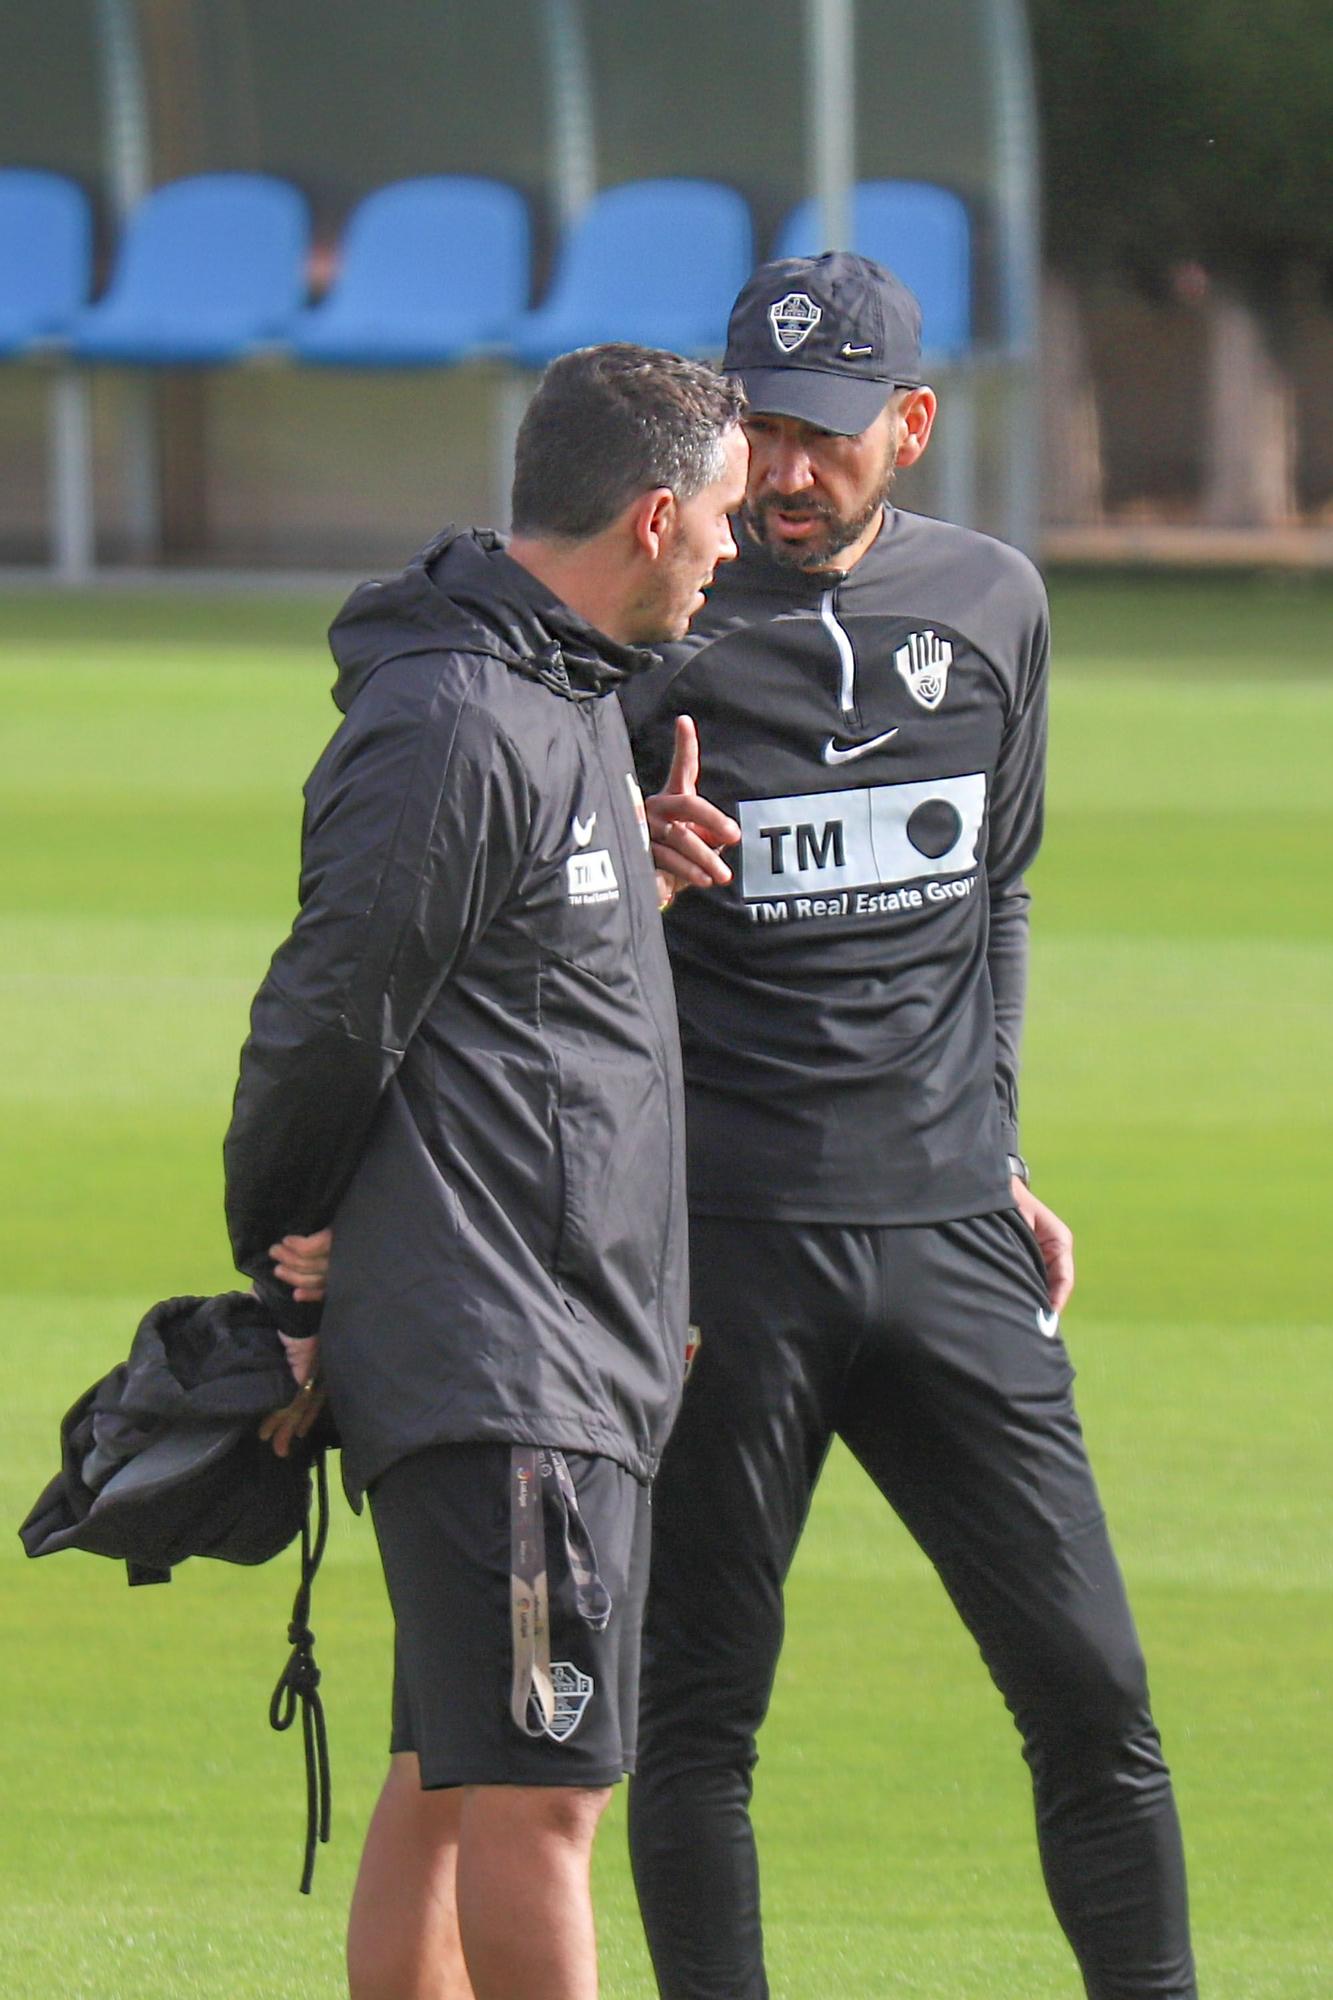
left=821, top=729, right=899, bottom=766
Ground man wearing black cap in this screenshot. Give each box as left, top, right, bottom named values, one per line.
left=623, top=255, right=1196, bottom=1999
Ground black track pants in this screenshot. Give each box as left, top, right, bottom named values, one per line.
left=629, top=1214, right=1197, bottom=2000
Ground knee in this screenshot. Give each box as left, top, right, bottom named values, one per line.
left=1071, top=1619, right=1151, bottom=1727
left=1012, top=1600, right=1144, bottom=1744
left=529, top=1784, right=613, bottom=1849
left=640, top=1619, right=784, bottom=1760
left=465, top=1782, right=612, bottom=1854
left=1016, top=1622, right=1159, bottom=1781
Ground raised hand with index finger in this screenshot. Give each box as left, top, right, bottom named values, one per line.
left=646, top=714, right=740, bottom=910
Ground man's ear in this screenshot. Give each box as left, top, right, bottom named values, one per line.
left=627, top=486, right=676, bottom=560
left=894, top=387, right=937, bottom=468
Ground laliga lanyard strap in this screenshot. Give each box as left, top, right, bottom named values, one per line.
left=509, top=1447, right=554, bottom=1735
left=509, top=1447, right=613, bottom=1738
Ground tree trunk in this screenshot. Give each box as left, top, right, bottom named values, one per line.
left=1202, top=288, right=1296, bottom=526
left=1039, top=273, right=1104, bottom=525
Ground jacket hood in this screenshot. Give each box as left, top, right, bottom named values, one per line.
left=328, top=526, right=660, bottom=713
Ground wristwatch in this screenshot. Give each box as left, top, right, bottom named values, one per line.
left=1006, top=1152, right=1030, bottom=1187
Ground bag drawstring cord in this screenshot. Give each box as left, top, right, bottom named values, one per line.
left=268, top=1446, right=331, bottom=1893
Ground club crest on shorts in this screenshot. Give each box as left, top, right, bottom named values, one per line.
left=683, top=1323, right=702, bottom=1383
left=541, top=1662, right=595, bottom=1742
left=768, top=292, right=822, bottom=353
left=893, top=630, right=954, bottom=711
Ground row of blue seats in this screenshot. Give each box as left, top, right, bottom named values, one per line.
left=1, top=169, right=972, bottom=373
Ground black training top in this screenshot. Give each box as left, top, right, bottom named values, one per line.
left=620, top=506, right=1049, bottom=1226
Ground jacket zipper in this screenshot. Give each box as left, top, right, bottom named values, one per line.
left=588, top=703, right=681, bottom=1371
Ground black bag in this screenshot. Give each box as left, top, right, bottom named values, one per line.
left=19, top=1291, right=334, bottom=1889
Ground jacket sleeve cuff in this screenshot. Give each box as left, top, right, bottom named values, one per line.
left=251, top=1271, right=323, bottom=1341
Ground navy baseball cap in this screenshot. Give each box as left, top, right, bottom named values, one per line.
left=724, top=250, right=923, bottom=436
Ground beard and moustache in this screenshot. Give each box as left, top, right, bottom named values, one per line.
left=741, top=438, right=898, bottom=571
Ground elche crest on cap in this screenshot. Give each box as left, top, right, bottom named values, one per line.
left=768, top=292, right=822, bottom=354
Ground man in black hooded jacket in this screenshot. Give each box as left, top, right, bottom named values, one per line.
left=223, top=344, right=746, bottom=2000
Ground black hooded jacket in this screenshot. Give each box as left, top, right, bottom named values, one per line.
left=224, top=529, right=688, bottom=1498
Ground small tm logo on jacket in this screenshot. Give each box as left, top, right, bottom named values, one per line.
left=567, top=850, right=620, bottom=905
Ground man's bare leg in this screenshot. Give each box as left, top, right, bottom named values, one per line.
left=347, top=1754, right=474, bottom=2000
left=348, top=1762, right=611, bottom=2000
left=455, top=1784, right=611, bottom=2000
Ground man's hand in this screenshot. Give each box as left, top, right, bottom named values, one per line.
left=647, top=715, right=740, bottom=911
left=260, top=1324, right=326, bottom=1459
left=258, top=1233, right=332, bottom=1454
left=270, top=1228, right=333, bottom=1303
left=260, top=1377, right=326, bottom=1459
left=1012, top=1180, right=1075, bottom=1314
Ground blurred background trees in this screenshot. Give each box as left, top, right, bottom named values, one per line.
left=1031, top=0, right=1333, bottom=528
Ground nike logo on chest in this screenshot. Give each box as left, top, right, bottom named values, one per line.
left=821, top=728, right=900, bottom=766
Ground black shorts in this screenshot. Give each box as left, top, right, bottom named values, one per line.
left=369, top=1441, right=650, bottom=1789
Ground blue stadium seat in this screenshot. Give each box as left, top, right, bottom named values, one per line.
left=506, top=179, right=752, bottom=366
left=0, top=169, right=92, bottom=356
left=286, top=177, right=529, bottom=367
left=69, top=174, right=309, bottom=365
left=774, top=181, right=972, bottom=359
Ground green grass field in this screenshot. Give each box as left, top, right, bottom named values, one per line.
left=2, top=575, right=1329, bottom=1998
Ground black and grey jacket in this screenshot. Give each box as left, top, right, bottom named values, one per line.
left=224, top=529, right=687, bottom=1497
left=621, top=507, right=1049, bottom=1227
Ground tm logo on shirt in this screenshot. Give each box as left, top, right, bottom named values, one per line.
left=737, top=772, right=986, bottom=919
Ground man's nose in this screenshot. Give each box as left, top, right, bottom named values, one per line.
left=717, top=518, right=739, bottom=565
left=765, top=444, right=815, bottom=494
